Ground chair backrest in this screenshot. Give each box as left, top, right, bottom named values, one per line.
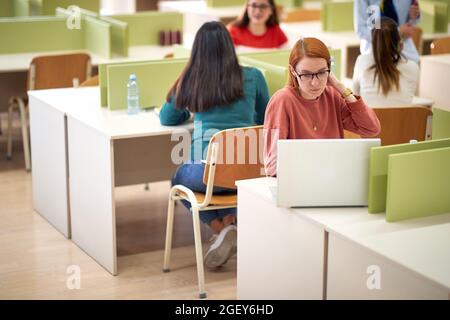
left=431, top=36, right=450, bottom=55
left=282, top=8, right=321, bottom=22
left=28, top=53, right=92, bottom=90
left=373, top=106, right=433, bottom=146
left=410, top=26, right=423, bottom=54
left=203, top=125, right=265, bottom=190
left=80, top=75, right=99, bottom=87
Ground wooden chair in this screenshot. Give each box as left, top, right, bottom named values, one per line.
left=163, top=125, right=266, bottom=299
left=430, top=36, right=450, bottom=55
left=80, top=75, right=99, bottom=87
left=7, top=53, right=91, bottom=171
left=281, top=8, right=321, bottom=22
left=410, top=26, right=423, bottom=54
left=372, top=106, right=433, bottom=146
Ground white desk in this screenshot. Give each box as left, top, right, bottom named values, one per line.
left=236, top=178, right=450, bottom=300
left=29, top=87, right=193, bottom=275
left=159, top=0, right=242, bottom=36
left=420, top=54, right=450, bottom=111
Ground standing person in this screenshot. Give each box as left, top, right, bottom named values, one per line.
left=160, top=22, right=270, bottom=269
left=228, top=0, right=288, bottom=49
left=353, top=17, right=420, bottom=107
left=264, top=38, right=381, bottom=177
left=354, top=0, right=421, bottom=62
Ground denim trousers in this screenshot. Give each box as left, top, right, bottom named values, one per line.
left=171, top=163, right=237, bottom=225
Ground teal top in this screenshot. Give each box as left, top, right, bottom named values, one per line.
left=160, top=67, right=269, bottom=162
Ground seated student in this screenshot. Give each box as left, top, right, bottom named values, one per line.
left=352, top=17, right=420, bottom=107
left=227, top=0, right=288, bottom=49
left=264, top=38, right=381, bottom=177
left=354, top=0, right=421, bottom=63
left=160, top=22, right=270, bottom=269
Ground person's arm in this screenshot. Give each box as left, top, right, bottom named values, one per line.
left=263, top=95, right=289, bottom=177
left=159, top=95, right=190, bottom=126
left=253, top=68, right=270, bottom=125
left=328, top=72, right=381, bottom=137
left=354, top=0, right=371, bottom=42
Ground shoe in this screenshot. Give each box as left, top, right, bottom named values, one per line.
left=204, top=225, right=237, bottom=269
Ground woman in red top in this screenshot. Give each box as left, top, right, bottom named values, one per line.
left=263, top=38, right=381, bottom=176
left=228, top=0, right=288, bottom=48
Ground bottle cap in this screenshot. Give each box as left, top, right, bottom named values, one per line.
left=129, top=74, right=136, bottom=81
left=409, top=139, right=418, bottom=144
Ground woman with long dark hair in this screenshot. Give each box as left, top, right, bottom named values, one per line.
left=160, top=21, right=269, bottom=269
left=352, top=17, right=419, bottom=107
left=228, top=0, right=288, bottom=48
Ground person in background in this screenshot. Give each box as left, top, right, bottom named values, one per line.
left=160, top=22, right=270, bottom=269
left=354, top=0, right=421, bottom=63
left=228, top=0, right=288, bottom=49
left=353, top=17, right=419, bottom=107
left=264, top=38, right=381, bottom=177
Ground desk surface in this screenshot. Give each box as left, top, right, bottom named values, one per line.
left=0, top=45, right=174, bottom=73
left=158, top=0, right=242, bottom=16
left=236, top=177, right=450, bottom=290
left=421, top=53, right=450, bottom=65
left=28, top=87, right=193, bottom=140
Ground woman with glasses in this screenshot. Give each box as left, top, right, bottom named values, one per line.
left=263, top=38, right=381, bottom=177
left=160, top=22, right=270, bottom=269
left=227, top=0, right=288, bottom=49
left=352, top=17, right=419, bottom=107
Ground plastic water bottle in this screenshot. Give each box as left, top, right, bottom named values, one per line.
left=127, top=74, right=140, bottom=115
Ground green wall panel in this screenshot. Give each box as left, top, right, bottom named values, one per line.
left=321, top=0, right=354, bottom=32
left=432, top=107, right=450, bottom=139
left=84, top=16, right=111, bottom=58
left=386, top=147, right=450, bottom=222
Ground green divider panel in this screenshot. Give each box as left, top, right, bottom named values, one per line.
left=419, top=1, right=449, bottom=33
left=0, top=0, right=15, bottom=17
left=321, top=0, right=354, bottom=32
left=108, top=12, right=183, bottom=46
left=106, top=59, right=188, bottom=111
left=206, top=0, right=245, bottom=7
left=41, top=0, right=100, bottom=15
left=13, top=0, right=31, bottom=17
left=386, top=147, right=450, bottom=222
left=239, top=55, right=288, bottom=95
left=368, top=138, right=450, bottom=214
left=100, top=16, right=129, bottom=57
left=172, top=44, right=191, bottom=58
left=432, top=107, right=450, bottom=139
left=84, top=16, right=111, bottom=58
left=423, top=0, right=450, bottom=21
left=0, top=16, right=84, bottom=54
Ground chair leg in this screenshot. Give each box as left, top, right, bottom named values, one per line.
left=163, top=194, right=176, bottom=273
left=17, top=100, right=31, bottom=171
left=191, top=206, right=207, bottom=299
left=6, top=103, right=15, bottom=160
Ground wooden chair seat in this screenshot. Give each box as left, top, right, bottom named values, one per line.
left=177, top=191, right=237, bottom=206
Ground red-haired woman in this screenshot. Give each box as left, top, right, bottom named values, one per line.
left=263, top=37, right=381, bottom=177
left=227, top=0, right=288, bottom=49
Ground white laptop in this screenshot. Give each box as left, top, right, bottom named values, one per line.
left=275, top=139, right=381, bottom=208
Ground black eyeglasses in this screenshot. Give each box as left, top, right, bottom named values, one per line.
left=294, top=70, right=330, bottom=82
left=248, top=3, right=271, bottom=10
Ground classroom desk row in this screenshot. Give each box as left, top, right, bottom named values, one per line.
left=236, top=178, right=450, bottom=300
left=29, top=87, right=193, bottom=275
left=0, top=45, right=174, bottom=113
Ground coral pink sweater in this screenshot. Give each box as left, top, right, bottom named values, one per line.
left=264, top=85, right=381, bottom=176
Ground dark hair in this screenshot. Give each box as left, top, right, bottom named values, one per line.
left=231, top=0, right=279, bottom=28
left=370, top=17, right=402, bottom=96
left=166, top=22, right=243, bottom=112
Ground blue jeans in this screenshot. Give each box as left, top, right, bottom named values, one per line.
left=171, top=163, right=237, bottom=225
